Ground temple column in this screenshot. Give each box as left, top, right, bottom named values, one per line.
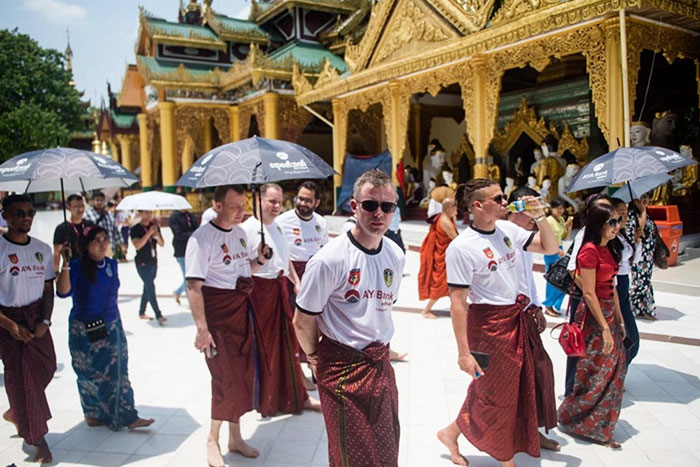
left=262, top=93, right=279, bottom=139
left=332, top=98, right=348, bottom=210
left=229, top=105, right=240, bottom=142
left=137, top=113, right=153, bottom=190
left=91, top=136, right=101, bottom=154
left=181, top=136, right=194, bottom=176
left=203, top=117, right=213, bottom=154
left=117, top=135, right=132, bottom=172
left=109, top=140, right=119, bottom=163
left=383, top=81, right=410, bottom=185
left=604, top=19, right=626, bottom=150
left=463, top=56, right=492, bottom=179
left=159, top=101, right=177, bottom=192
left=411, top=103, right=422, bottom=168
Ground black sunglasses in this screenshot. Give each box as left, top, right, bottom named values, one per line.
left=489, top=194, right=508, bottom=204
left=358, top=200, right=397, bottom=214
left=607, top=216, right=624, bottom=228
left=11, top=208, right=36, bottom=218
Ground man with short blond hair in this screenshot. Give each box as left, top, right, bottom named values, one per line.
left=294, top=169, right=406, bottom=466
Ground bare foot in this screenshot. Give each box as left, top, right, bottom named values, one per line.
left=128, top=418, right=155, bottom=429
left=228, top=438, right=260, bottom=458
left=84, top=417, right=104, bottom=427
left=304, top=396, right=322, bottom=412
left=539, top=432, right=560, bottom=451
left=303, top=374, right=317, bottom=391
left=421, top=310, right=439, bottom=319
left=207, top=438, right=225, bottom=467
left=437, top=427, right=468, bottom=466
left=34, top=438, right=52, bottom=464
left=544, top=307, right=561, bottom=317
left=3, top=409, right=17, bottom=432
left=605, top=439, right=622, bottom=449
left=173, top=292, right=181, bottom=305
left=390, top=350, right=408, bottom=362
left=139, top=315, right=153, bottom=320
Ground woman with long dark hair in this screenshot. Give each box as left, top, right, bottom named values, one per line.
left=57, top=227, right=154, bottom=430
left=558, top=204, right=628, bottom=448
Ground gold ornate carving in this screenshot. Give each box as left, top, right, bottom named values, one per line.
left=344, top=0, right=394, bottom=73
left=381, top=82, right=411, bottom=173
left=239, top=104, right=253, bottom=140
left=343, top=85, right=388, bottom=112
left=348, top=104, right=383, bottom=154
left=427, top=0, right=496, bottom=33
left=279, top=96, right=314, bottom=143
left=315, top=59, right=342, bottom=89
left=450, top=133, right=476, bottom=182
left=174, top=105, right=230, bottom=162
left=491, top=0, right=561, bottom=25
left=372, top=0, right=451, bottom=65
left=292, top=63, right=314, bottom=95
left=557, top=123, right=590, bottom=165
left=492, top=98, right=551, bottom=153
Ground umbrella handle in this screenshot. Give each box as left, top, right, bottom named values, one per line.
left=253, top=184, right=273, bottom=260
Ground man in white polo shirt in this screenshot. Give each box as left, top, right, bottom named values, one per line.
left=185, top=185, right=270, bottom=467
left=241, top=183, right=319, bottom=416
left=437, top=179, right=557, bottom=467
left=277, top=181, right=328, bottom=279
left=294, top=169, right=406, bottom=467
left=0, top=194, right=56, bottom=464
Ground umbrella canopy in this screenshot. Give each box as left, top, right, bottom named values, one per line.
left=612, top=173, right=672, bottom=203
left=176, top=136, right=336, bottom=188
left=0, top=147, right=139, bottom=193
left=116, top=191, right=192, bottom=211
left=567, top=146, right=697, bottom=193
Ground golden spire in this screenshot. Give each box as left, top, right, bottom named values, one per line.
left=65, top=28, right=75, bottom=87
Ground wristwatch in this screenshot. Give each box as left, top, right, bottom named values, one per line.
left=41, top=319, right=52, bottom=328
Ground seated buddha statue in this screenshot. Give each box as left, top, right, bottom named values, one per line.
left=487, top=156, right=501, bottom=183
left=630, top=121, right=651, bottom=147
left=559, top=164, right=583, bottom=212
left=536, top=144, right=564, bottom=198
left=672, top=145, right=699, bottom=198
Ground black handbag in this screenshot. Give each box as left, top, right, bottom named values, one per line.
left=651, top=220, right=669, bottom=270
left=85, top=318, right=108, bottom=342
left=544, top=243, right=574, bottom=294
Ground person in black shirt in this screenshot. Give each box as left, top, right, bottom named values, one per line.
left=52, top=194, right=94, bottom=274
left=168, top=208, right=199, bottom=305
left=130, top=210, right=165, bottom=325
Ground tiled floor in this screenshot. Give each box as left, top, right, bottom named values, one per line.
left=0, top=211, right=698, bottom=466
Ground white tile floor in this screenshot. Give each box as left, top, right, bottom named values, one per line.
left=0, top=211, right=698, bottom=466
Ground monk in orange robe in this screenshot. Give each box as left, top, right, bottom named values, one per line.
left=418, top=198, right=458, bottom=318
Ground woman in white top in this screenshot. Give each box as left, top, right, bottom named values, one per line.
left=611, top=198, right=643, bottom=364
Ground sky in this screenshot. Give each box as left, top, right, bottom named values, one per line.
left=1, top=0, right=249, bottom=106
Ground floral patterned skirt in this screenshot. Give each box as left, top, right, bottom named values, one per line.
left=68, top=318, right=139, bottom=430
left=558, top=298, right=627, bottom=444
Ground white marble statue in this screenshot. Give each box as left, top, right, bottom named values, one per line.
left=542, top=142, right=567, bottom=170
left=423, top=150, right=446, bottom=193
left=504, top=177, right=516, bottom=199
left=530, top=148, right=543, bottom=175
left=559, top=164, right=583, bottom=211
left=540, top=178, right=551, bottom=202
left=630, top=121, right=651, bottom=147
left=527, top=175, right=538, bottom=191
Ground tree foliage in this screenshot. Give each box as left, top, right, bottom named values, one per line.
left=0, top=28, right=85, bottom=162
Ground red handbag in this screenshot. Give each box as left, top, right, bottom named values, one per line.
left=551, top=295, right=587, bottom=357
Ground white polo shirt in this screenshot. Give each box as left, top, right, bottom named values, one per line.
left=0, top=235, right=54, bottom=307
left=296, top=232, right=405, bottom=350
left=446, top=220, right=535, bottom=306
left=277, top=210, right=328, bottom=262
left=185, top=222, right=251, bottom=289
left=240, top=216, right=289, bottom=279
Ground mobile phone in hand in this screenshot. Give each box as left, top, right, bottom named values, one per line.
left=470, top=351, right=490, bottom=370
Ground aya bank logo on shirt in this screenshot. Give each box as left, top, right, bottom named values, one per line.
left=344, top=289, right=360, bottom=303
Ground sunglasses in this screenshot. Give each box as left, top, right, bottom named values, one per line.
left=11, top=209, right=36, bottom=218
left=607, top=216, right=624, bottom=228
left=358, top=200, right=397, bottom=214
left=489, top=194, right=508, bottom=204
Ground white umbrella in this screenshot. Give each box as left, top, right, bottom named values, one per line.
left=116, top=191, right=191, bottom=211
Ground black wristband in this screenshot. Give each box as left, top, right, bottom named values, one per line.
left=256, top=259, right=265, bottom=266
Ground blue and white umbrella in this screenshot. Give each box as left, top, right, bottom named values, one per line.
left=0, top=147, right=138, bottom=193
left=567, top=146, right=697, bottom=193
left=611, top=173, right=672, bottom=203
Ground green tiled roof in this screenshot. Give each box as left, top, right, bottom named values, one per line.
left=137, top=56, right=230, bottom=76
left=268, top=41, right=347, bottom=73
left=110, top=109, right=137, bottom=129
left=146, top=17, right=219, bottom=42
left=214, top=15, right=268, bottom=37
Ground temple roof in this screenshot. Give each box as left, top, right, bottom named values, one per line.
left=206, top=12, right=274, bottom=43
left=267, top=41, right=347, bottom=73
left=143, top=15, right=227, bottom=50
left=117, top=64, right=145, bottom=109
left=137, top=55, right=230, bottom=91
left=251, top=0, right=359, bottom=24
left=109, top=109, right=137, bottom=129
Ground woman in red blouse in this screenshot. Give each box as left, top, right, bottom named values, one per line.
left=558, top=203, right=628, bottom=448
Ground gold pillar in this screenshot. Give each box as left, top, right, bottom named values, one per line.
left=137, top=113, right=152, bottom=189
left=159, top=101, right=177, bottom=190
left=109, top=140, right=119, bottom=163
left=465, top=57, right=491, bottom=178
left=117, top=135, right=132, bottom=172
left=262, top=93, right=279, bottom=139
left=411, top=103, right=422, bottom=168
left=91, top=136, right=101, bottom=154
left=181, top=137, right=194, bottom=176
left=203, top=117, right=213, bottom=154
left=229, top=105, right=240, bottom=142
left=605, top=19, right=625, bottom=150
left=383, top=82, right=409, bottom=185
left=332, top=99, right=348, bottom=210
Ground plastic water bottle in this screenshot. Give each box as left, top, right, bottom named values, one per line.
left=507, top=197, right=547, bottom=213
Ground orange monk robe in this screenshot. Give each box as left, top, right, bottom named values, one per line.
left=418, top=214, right=456, bottom=300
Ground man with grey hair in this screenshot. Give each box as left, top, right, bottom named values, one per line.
left=294, top=169, right=406, bottom=466
left=241, top=183, right=320, bottom=416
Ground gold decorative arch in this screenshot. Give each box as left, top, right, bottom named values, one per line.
left=556, top=123, right=589, bottom=166
left=450, top=133, right=476, bottom=182
left=491, top=98, right=550, bottom=153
